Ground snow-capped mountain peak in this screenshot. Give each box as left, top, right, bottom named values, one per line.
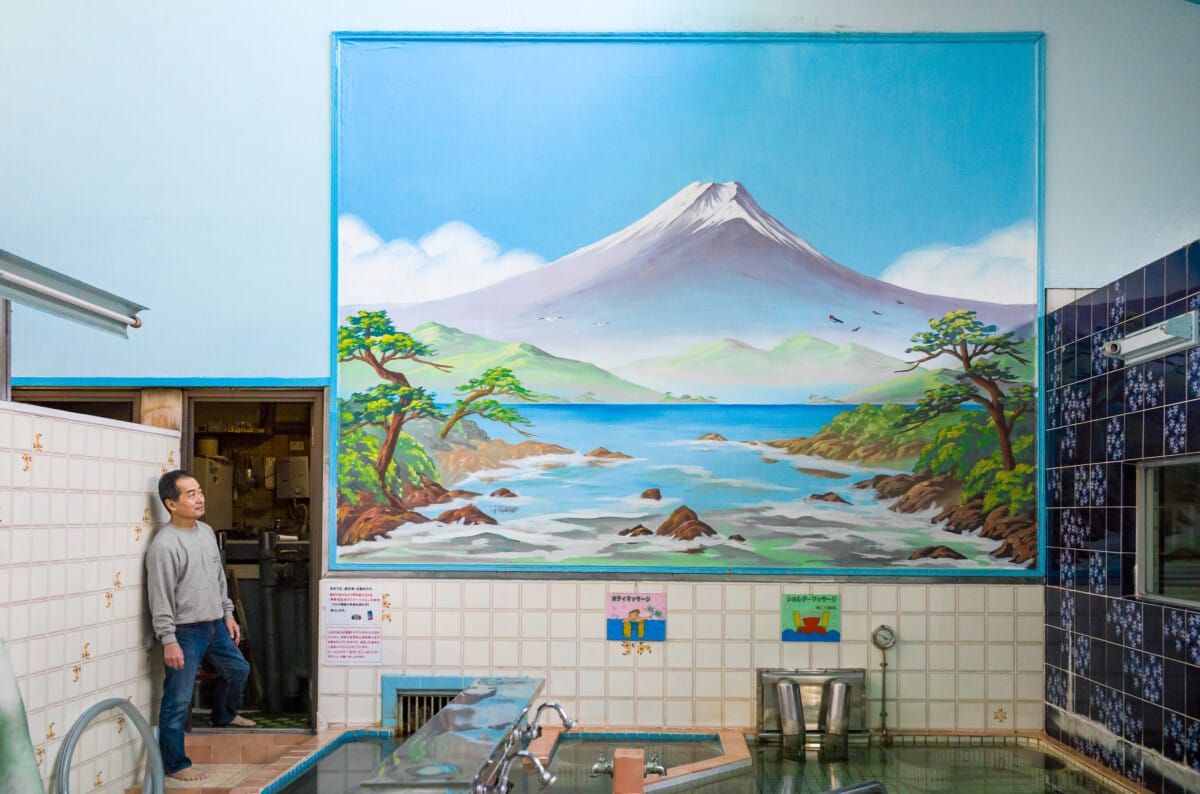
left=579, top=181, right=826, bottom=259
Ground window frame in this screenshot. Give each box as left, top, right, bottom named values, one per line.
left=1136, top=455, right=1200, bottom=608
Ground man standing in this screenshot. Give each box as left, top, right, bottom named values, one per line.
left=147, top=469, right=254, bottom=782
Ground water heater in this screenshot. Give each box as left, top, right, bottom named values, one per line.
left=276, top=456, right=309, bottom=498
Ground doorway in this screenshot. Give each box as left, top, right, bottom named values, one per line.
left=184, top=388, right=323, bottom=732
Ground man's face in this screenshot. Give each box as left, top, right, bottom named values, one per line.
left=166, top=476, right=206, bottom=522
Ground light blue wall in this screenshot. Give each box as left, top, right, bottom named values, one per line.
left=1, top=1, right=1198, bottom=380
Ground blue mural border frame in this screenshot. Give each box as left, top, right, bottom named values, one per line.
left=328, top=30, right=1046, bottom=578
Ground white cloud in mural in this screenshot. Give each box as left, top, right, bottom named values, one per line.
left=338, top=215, right=545, bottom=304
left=880, top=220, right=1036, bottom=305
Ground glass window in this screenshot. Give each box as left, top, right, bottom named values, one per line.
left=1139, top=459, right=1200, bottom=606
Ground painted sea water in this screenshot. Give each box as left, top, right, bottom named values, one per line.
left=340, top=404, right=1014, bottom=571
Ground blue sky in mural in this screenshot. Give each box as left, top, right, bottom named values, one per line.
left=337, top=36, right=1036, bottom=283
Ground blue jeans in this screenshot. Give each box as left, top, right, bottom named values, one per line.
left=158, top=619, right=250, bottom=774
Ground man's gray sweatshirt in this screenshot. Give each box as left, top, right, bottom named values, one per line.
left=145, top=521, right=234, bottom=646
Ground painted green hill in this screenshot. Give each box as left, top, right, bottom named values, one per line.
left=338, top=322, right=661, bottom=403
left=614, top=332, right=922, bottom=403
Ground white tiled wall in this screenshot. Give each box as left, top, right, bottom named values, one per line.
left=317, top=578, right=1044, bottom=734
left=0, top=402, right=179, bottom=794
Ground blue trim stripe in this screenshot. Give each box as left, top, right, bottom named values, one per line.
left=329, top=559, right=1041, bottom=577
left=333, top=31, right=1046, bottom=45
left=260, top=730, right=392, bottom=794
left=1034, top=33, right=1048, bottom=579
left=330, top=32, right=345, bottom=583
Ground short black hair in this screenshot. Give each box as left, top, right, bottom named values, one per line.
left=158, top=469, right=193, bottom=508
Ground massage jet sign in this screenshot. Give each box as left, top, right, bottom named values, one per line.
left=781, top=593, right=842, bottom=643
left=606, top=593, right=666, bottom=645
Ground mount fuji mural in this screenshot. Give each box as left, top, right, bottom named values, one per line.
left=334, top=181, right=1039, bottom=573
left=351, top=181, right=1034, bottom=392
left=332, top=33, right=1041, bottom=574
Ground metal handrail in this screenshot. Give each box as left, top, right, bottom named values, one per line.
left=54, top=698, right=163, bottom=794
left=822, top=782, right=889, bottom=794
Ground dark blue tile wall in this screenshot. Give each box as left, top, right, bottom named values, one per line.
left=1045, top=238, right=1200, bottom=793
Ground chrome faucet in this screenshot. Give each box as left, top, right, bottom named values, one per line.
left=644, top=751, right=666, bottom=777
left=589, top=751, right=613, bottom=777
left=497, top=750, right=556, bottom=792
left=518, top=701, right=577, bottom=741
left=534, top=702, right=577, bottom=731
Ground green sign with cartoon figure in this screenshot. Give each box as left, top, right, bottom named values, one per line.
left=782, top=594, right=841, bottom=642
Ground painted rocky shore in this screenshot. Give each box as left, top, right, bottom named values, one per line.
left=338, top=414, right=1035, bottom=568
left=761, top=432, right=1037, bottom=566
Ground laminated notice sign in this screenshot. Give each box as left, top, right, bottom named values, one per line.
left=781, top=593, right=841, bottom=642
left=324, top=582, right=382, bottom=664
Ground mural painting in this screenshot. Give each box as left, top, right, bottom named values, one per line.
left=332, top=34, right=1042, bottom=573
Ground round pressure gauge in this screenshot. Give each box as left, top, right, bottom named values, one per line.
left=872, top=624, right=897, bottom=650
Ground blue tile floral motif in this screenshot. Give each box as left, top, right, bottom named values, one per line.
left=1059, top=426, right=1077, bottom=463
left=1126, top=603, right=1144, bottom=650
left=1124, top=648, right=1144, bottom=692
left=1189, top=347, right=1200, bottom=399
left=1124, top=700, right=1143, bottom=745
left=1062, top=385, right=1089, bottom=425
left=1107, top=599, right=1124, bottom=642
left=1060, top=548, right=1076, bottom=591
left=1074, top=465, right=1106, bottom=507
left=1124, top=743, right=1144, bottom=786
left=1092, top=684, right=1124, bottom=737
left=1047, top=666, right=1069, bottom=708
left=1166, top=404, right=1186, bottom=454
left=1049, top=468, right=1062, bottom=507
left=1165, top=712, right=1187, bottom=763
left=1190, top=613, right=1200, bottom=665
left=1110, top=281, right=1127, bottom=324
left=1073, top=634, right=1091, bottom=677
left=1060, top=587, right=1075, bottom=631
left=1125, top=364, right=1164, bottom=410
left=1062, top=510, right=1088, bottom=549
left=1105, top=417, right=1124, bottom=461
left=1092, top=327, right=1121, bottom=375
left=1088, top=552, right=1106, bottom=594
left=1143, top=654, right=1163, bottom=704
left=1166, top=609, right=1188, bottom=655
left=1188, top=719, right=1200, bottom=771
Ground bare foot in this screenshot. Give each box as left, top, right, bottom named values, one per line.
left=227, top=715, right=256, bottom=727
left=168, top=766, right=208, bottom=781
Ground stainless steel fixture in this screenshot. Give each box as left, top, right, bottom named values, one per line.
left=496, top=750, right=555, bottom=792
left=518, top=701, right=577, bottom=742
left=757, top=668, right=868, bottom=740
left=588, top=751, right=612, bottom=778
left=820, top=678, right=852, bottom=761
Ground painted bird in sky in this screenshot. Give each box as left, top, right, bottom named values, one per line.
left=828, top=314, right=844, bottom=324
left=851, top=326, right=861, bottom=332
left=872, top=310, right=882, bottom=315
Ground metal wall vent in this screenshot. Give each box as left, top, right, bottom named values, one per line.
left=394, top=689, right=458, bottom=739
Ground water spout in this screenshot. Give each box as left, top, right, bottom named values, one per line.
left=820, top=679, right=851, bottom=762
left=518, top=701, right=576, bottom=742
left=589, top=751, right=613, bottom=777
left=497, top=749, right=556, bottom=792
